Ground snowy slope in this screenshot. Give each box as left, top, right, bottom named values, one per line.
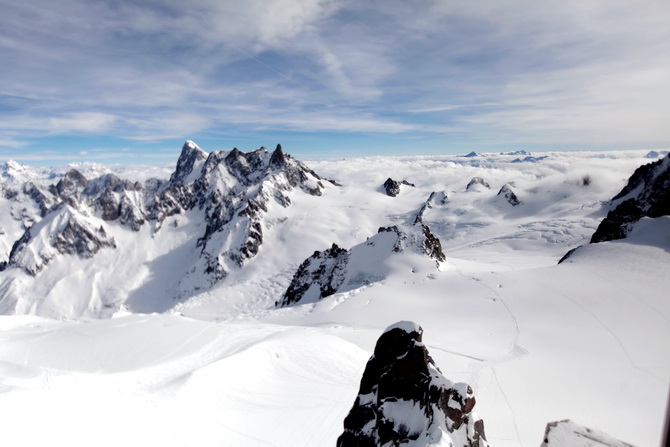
left=0, top=148, right=668, bottom=447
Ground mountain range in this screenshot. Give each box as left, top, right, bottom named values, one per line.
left=0, top=145, right=668, bottom=447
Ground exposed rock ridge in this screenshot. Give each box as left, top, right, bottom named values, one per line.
left=414, top=191, right=448, bottom=224
left=497, top=183, right=521, bottom=206
left=559, top=154, right=670, bottom=263
left=277, top=223, right=445, bottom=307
left=278, top=243, right=349, bottom=307
left=337, top=321, right=489, bottom=447
left=1, top=143, right=334, bottom=292
left=590, top=154, right=670, bottom=243
left=5, top=204, right=116, bottom=275
left=383, top=178, right=415, bottom=197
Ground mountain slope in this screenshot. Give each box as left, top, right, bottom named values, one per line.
left=0, top=142, right=337, bottom=317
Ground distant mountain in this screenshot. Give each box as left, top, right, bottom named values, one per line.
left=0, top=142, right=337, bottom=316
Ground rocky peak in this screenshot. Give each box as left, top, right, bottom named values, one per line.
left=497, top=183, right=521, bottom=206
left=414, top=191, right=448, bottom=224
left=383, top=178, right=415, bottom=197
left=170, top=140, right=208, bottom=185
left=55, top=169, right=88, bottom=197
left=224, top=147, right=268, bottom=185
left=278, top=223, right=444, bottom=307
left=6, top=204, right=116, bottom=276
left=278, top=243, right=350, bottom=307
left=589, top=154, right=670, bottom=243
left=269, top=144, right=287, bottom=168
left=1, top=160, right=31, bottom=184
left=559, top=155, right=670, bottom=263
left=337, top=321, right=489, bottom=447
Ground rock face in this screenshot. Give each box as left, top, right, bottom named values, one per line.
left=0, top=142, right=335, bottom=295
left=590, top=154, right=670, bottom=243
left=541, top=420, right=634, bottom=447
left=383, top=178, right=415, bottom=197
left=5, top=204, right=117, bottom=275
left=337, top=321, right=489, bottom=447
left=277, top=224, right=445, bottom=307
left=414, top=191, right=448, bottom=224
left=497, top=183, right=521, bottom=206
left=559, top=154, right=670, bottom=263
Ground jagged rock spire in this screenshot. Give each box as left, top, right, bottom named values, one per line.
left=337, top=321, right=489, bottom=447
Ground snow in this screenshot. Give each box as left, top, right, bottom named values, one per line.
left=384, top=320, right=422, bottom=335
left=0, top=149, right=669, bottom=447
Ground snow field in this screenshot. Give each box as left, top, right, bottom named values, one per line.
left=0, top=150, right=668, bottom=446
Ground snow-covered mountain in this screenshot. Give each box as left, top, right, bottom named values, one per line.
left=278, top=223, right=444, bottom=307
left=0, top=142, right=338, bottom=317
left=0, top=147, right=668, bottom=447
left=560, top=153, right=670, bottom=262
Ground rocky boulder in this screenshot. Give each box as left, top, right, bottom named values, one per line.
left=337, top=321, right=489, bottom=447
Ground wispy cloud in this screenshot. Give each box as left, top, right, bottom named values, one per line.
left=1, top=0, right=669, bottom=159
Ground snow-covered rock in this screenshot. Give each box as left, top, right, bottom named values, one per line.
left=0, top=141, right=338, bottom=308
left=414, top=191, right=449, bottom=224
left=383, top=177, right=415, bottom=197
left=337, top=321, right=489, bottom=447
left=278, top=224, right=444, bottom=307
left=541, top=420, right=634, bottom=447
left=590, top=154, right=670, bottom=243
left=497, top=183, right=521, bottom=206
left=466, top=177, right=490, bottom=191
left=4, top=203, right=116, bottom=276
left=560, top=154, right=670, bottom=263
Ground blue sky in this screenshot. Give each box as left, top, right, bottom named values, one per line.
left=1, top=0, right=669, bottom=165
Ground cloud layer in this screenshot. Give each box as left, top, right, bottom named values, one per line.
left=1, top=0, right=669, bottom=160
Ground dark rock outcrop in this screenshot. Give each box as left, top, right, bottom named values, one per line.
left=169, top=140, right=208, bottom=185
left=497, top=183, right=521, bottom=206
left=54, top=169, right=88, bottom=197
left=541, top=420, right=634, bottom=447
left=278, top=224, right=445, bottom=307
left=278, top=243, right=349, bottom=307
left=383, top=178, right=415, bottom=197
left=590, top=154, right=670, bottom=243
left=337, top=321, right=489, bottom=447
left=560, top=154, right=670, bottom=263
